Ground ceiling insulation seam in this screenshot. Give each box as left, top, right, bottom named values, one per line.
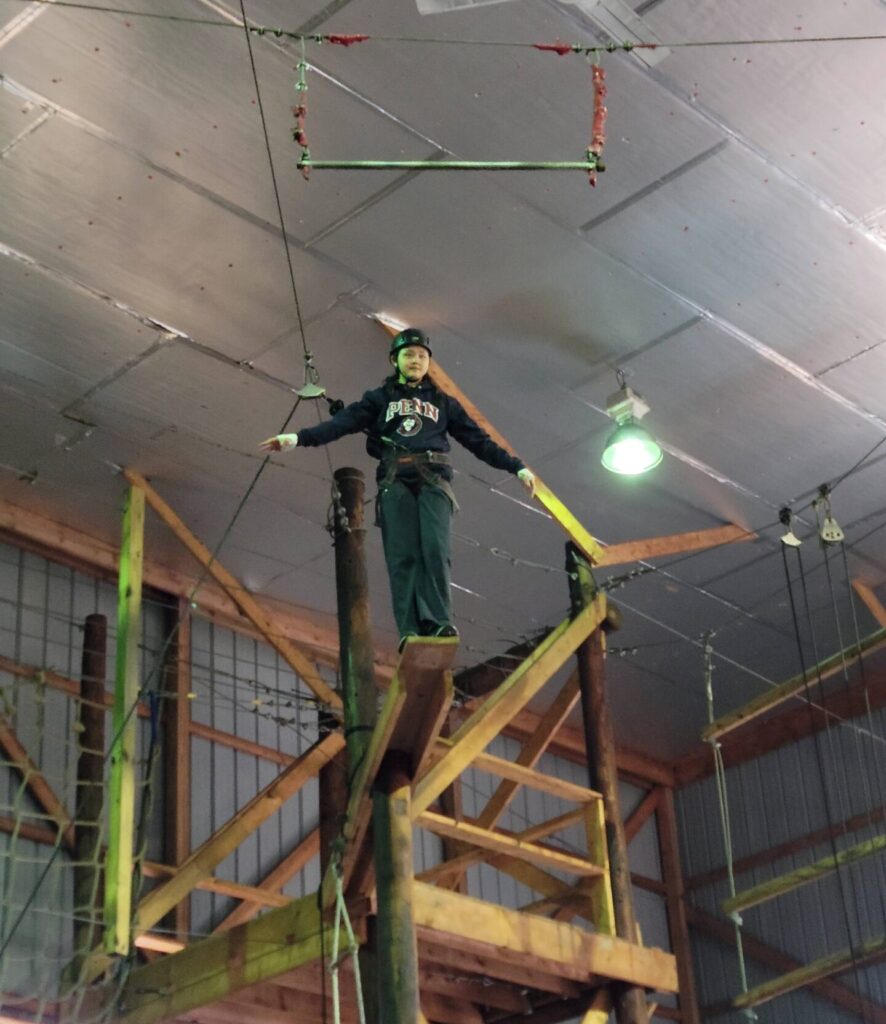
left=0, top=239, right=189, bottom=337
left=303, top=151, right=450, bottom=249
left=0, top=0, right=48, bottom=49
left=0, top=73, right=367, bottom=288
left=580, top=137, right=730, bottom=232
left=638, top=57, right=886, bottom=254
left=193, top=0, right=448, bottom=149
left=597, top=247, right=886, bottom=435
left=0, top=107, right=52, bottom=160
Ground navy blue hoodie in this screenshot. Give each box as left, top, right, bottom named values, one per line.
left=297, top=377, right=524, bottom=482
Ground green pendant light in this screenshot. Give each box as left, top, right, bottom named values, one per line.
left=601, top=376, right=663, bottom=476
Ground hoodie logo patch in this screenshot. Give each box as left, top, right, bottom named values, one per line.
left=397, top=416, right=422, bottom=437
left=385, top=398, right=440, bottom=438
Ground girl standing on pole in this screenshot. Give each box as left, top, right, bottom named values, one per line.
left=261, top=328, right=535, bottom=650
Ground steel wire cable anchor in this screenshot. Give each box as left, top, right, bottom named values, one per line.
left=296, top=350, right=326, bottom=400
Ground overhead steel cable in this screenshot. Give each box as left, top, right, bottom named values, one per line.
left=9, top=0, right=886, bottom=52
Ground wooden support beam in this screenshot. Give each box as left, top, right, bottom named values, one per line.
left=686, top=904, right=886, bottom=1024
left=722, top=833, right=886, bottom=915
left=624, top=787, right=661, bottom=846
left=123, top=469, right=341, bottom=710
left=413, top=597, right=607, bottom=817
left=412, top=881, right=678, bottom=992
left=701, top=627, right=886, bottom=743
left=420, top=966, right=531, bottom=1013
left=853, top=580, right=886, bottom=628
left=0, top=497, right=358, bottom=670
left=0, top=710, right=75, bottom=850
left=418, top=808, right=588, bottom=885
left=417, top=810, right=605, bottom=878
left=214, top=828, right=320, bottom=932
left=594, top=524, right=754, bottom=568
left=438, top=672, right=581, bottom=890
left=656, top=789, right=700, bottom=1024
left=466, top=748, right=601, bottom=804
left=420, top=991, right=483, bottom=1024
left=105, top=483, right=145, bottom=956
left=142, top=862, right=291, bottom=908
left=419, top=938, right=584, bottom=998
left=475, top=672, right=581, bottom=825
left=686, top=803, right=886, bottom=891
left=134, top=731, right=344, bottom=936
left=114, top=892, right=336, bottom=1024
left=733, top=934, right=886, bottom=1011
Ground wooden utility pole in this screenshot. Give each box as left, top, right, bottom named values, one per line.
left=373, top=749, right=420, bottom=1023
left=73, top=613, right=107, bottom=972
left=332, top=468, right=377, bottom=771
left=331, top=467, right=378, bottom=1023
left=567, top=542, right=648, bottom=1024
left=162, top=598, right=191, bottom=941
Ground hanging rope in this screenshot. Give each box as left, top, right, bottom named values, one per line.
left=702, top=632, right=758, bottom=1021
left=326, top=839, right=368, bottom=1024
left=780, top=539, right=872, bottom=1009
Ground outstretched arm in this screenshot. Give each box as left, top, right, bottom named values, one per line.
left=447, top=395, right=535, bottom=495
left=259, top=433, right=299, bottom=453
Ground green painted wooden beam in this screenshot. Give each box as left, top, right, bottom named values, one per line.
left=104, top=485, right=145, bottom=956
left=722, top=833, right=886, bottom=915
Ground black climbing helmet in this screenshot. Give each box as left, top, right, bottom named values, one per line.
left=390, top=327, right=431, bottom=359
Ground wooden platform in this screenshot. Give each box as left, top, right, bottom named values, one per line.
left=94, top=633, right=677, bottom=1024
left=114, top=883, right=677, bottom=1024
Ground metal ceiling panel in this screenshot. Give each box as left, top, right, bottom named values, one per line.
left=644, top=0, right=886, bottom=217
left=584, top=141, right=886, bottom=375
left=0, top=0, right=438, bottom=241
left=0, top=115, right=363, bottom=359
left=71, top=342, right=299, bottom=453
left=0, top=249, right=156, bottom=383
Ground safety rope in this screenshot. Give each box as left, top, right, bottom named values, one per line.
left=326, top=838, right=367, bottom=1024
left=702, top=631, right=758, bottom=1020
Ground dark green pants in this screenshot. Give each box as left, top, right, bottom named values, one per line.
left=379, top=479, right=452, bottom=638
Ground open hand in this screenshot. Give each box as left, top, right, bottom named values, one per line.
left=259, top=433, right=298, bottom=453
left=517, top=467, right=536, bottom=498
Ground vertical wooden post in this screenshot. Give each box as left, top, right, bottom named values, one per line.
left=332, top=467, right=378, bottom=1023
left=333, top=468, right=377, bottom=772
left=658, top=787, right=701, bottom=1024
left=567, top=542, right=647, bottom=1024
left=73, top=613, right=107, bottom=970
left=105, top=484, right=145, bottom=956
left=438, top=713, right=469, bottom=894
left=163, top=597, right=191, bottom=941
left=373, top=749, right=420, bottom=1024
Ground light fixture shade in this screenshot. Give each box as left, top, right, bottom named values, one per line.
left=601, top=420, right=663, bottom=475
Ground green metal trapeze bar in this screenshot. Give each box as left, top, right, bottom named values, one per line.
left=298, top=159, right=602, bottom=171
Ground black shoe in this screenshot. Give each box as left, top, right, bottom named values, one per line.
left=434, top=624, right=459, bottom=639
left=398, top=632, right=419, bottom=653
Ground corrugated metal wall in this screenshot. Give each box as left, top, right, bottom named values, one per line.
left=678, top=705, right=886, bottom=1023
